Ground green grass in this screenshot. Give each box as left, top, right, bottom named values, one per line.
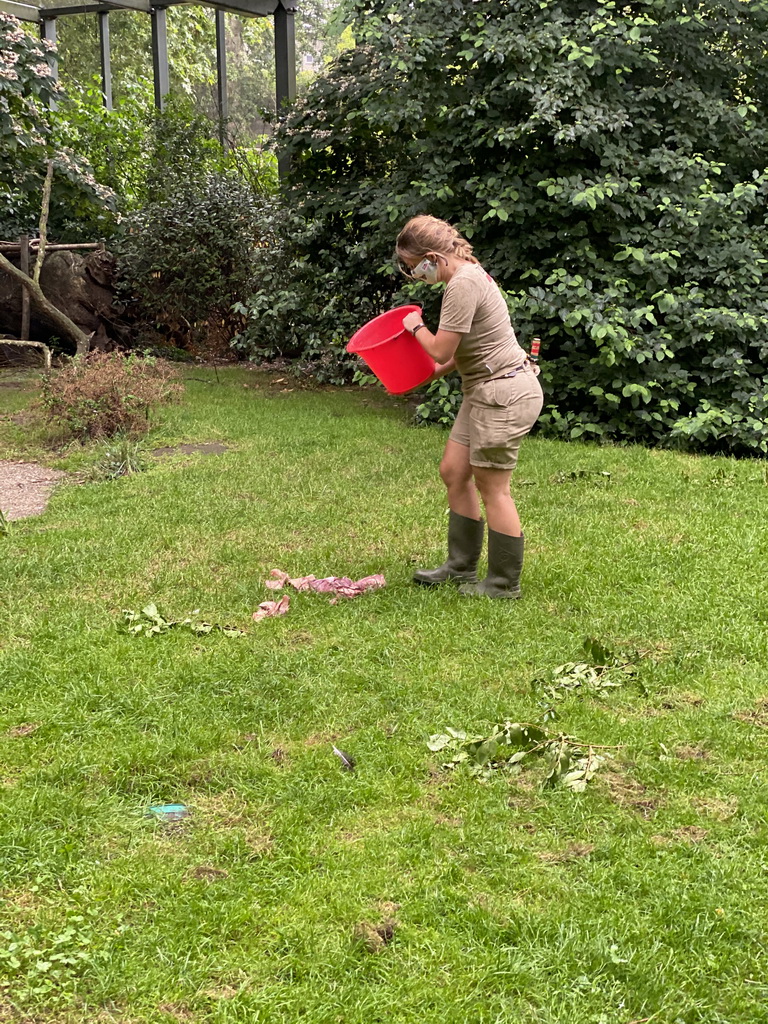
left=2, top=366, right=768, bottom=1023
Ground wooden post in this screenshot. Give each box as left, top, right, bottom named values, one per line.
left=40, top=17, right=58, bottom=110
left=19, top=234, right=30, bottom=341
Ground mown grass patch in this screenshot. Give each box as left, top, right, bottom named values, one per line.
left=1, top=367, right=767, bottom=1023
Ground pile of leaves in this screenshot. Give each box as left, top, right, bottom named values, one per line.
left=123, top=604, right=245, bottom=637
left=428, top=720, right=607, bottom=792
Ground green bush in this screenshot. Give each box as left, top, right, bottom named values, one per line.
left=114, top=172, right=270, bottom=353
left=231, top=201, right=391, bottom=384
left=58, top=84, right=277, bottom=213
left=266, top=0, right=768, bottom=455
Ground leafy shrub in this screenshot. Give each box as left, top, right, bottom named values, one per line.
left=231, top=201, right=390, bottom=384
left=113, top=172, right=269, bottom=353
left=39, top=352, right=182, bottom=439
left=57, top=78, right=277, bottom=214
left=267, top=0, right=768, bottom=455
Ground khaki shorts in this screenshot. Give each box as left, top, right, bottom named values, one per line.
left=449, top=366, right=544, bottom=470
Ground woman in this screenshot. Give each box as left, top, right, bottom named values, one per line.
left=396, top=214, right=543, bottom=599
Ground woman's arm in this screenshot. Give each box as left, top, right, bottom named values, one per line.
left=402, top=311, right=461, bottom=364
left=429, top=357, right=457, bottom=381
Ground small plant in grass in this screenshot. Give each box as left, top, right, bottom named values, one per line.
left=0, top=906, right=103, bottom=1004
left=39, top=351, right=182, bottom=439
left=90, top=434, right=148, bottom=480
left=0, top=508, right=9, bottom=536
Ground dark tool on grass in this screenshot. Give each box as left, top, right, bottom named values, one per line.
left=332, top=746, right=356, bottom=771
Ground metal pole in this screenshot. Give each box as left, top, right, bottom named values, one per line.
left=40, top=17, right=57, bottom=110
left=150, top=6, right=170, bottom=111
left=19, top=235, right=30, bottom=342
left=99, top=11, right=113, bottom=110
left=274, top=2, right=297, bottom=179
left=215, top=9, right=228, bottom=149
left=274, top=2, right=297, bottom=112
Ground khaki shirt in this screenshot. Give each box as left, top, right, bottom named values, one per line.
left=438, top=263, right=527, bottom=388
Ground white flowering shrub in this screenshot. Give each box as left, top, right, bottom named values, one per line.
left=0, top=13, right=115, bottom=239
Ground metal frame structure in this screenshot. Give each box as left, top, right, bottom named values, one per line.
left=1, top=0, right=297, bottom=135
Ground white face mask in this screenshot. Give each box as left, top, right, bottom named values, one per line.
left=411, top=256, right=441, bottom=284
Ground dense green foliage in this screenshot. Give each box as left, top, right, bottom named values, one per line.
left=231, top=201, right=387, bottom=382
left=0, top=14, right=115, bottom=239
left=252, top=0, right=768, bottom=454
left=115, top=169, right=271, bottom=353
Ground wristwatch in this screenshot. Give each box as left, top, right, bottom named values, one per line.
left=413, top=323, right=427, bottom=333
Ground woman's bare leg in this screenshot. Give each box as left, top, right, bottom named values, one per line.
left=471, top=465, right=520, bottom=535
left=440, top=440, right=482, bottom=520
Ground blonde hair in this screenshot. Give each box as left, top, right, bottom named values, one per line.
left=395, top=215, right=478, bottom=265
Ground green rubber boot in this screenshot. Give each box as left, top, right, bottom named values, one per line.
left=459, top=529, right=524, bottom=599
left=413, top=510, right=484, bottom=586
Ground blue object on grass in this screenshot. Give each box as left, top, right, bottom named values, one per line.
left=146, top=803, right=189, bottom=822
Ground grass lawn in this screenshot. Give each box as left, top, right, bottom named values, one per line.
left=1, top=366, right=768, bottom=1023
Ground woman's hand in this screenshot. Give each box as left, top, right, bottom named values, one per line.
left=403, top=311, right=423, bottom=333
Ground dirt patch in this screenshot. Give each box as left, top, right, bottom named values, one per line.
left=601, top=770, right=660, bottom=818
left=652, top=825, right=709, bottom=846
left=692, top=795, right=739, bottom=820
left=191, top=791, right=274, bottom=858
left=734, top=697, right=768, bottom=728
left=7, top=722, right=39, bottom=738
left=353, top=915, right=398, bottom=953
left=152, top=442, right=229, bottom=457
left=202, top=985, right=240, bottom=1000
left=302, top=731, right=342, bottom=748
left=536, top=842, right=595, bottom=864
left=158, top=1004, right=195, bottom=1022
left=188, top=865, right=229, bottom=882
left=674, top=745, right=710, bottom=760
left=659, top=691, right=705, bottom=711
left=0, top=460, right=66, bottom=521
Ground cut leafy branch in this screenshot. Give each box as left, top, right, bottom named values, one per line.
left=427, top=718, right=610, bottom=791
left=532, top=637, right=644, bottom=703
left=122, top=604, right=245, bottom=637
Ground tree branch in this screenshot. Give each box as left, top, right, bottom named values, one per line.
left=33, top=160, right=54, bottom=286
left=0, top=252, right=91, bottom=358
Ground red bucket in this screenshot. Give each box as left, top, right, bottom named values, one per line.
left=346, top=305, right=437, bottom=394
